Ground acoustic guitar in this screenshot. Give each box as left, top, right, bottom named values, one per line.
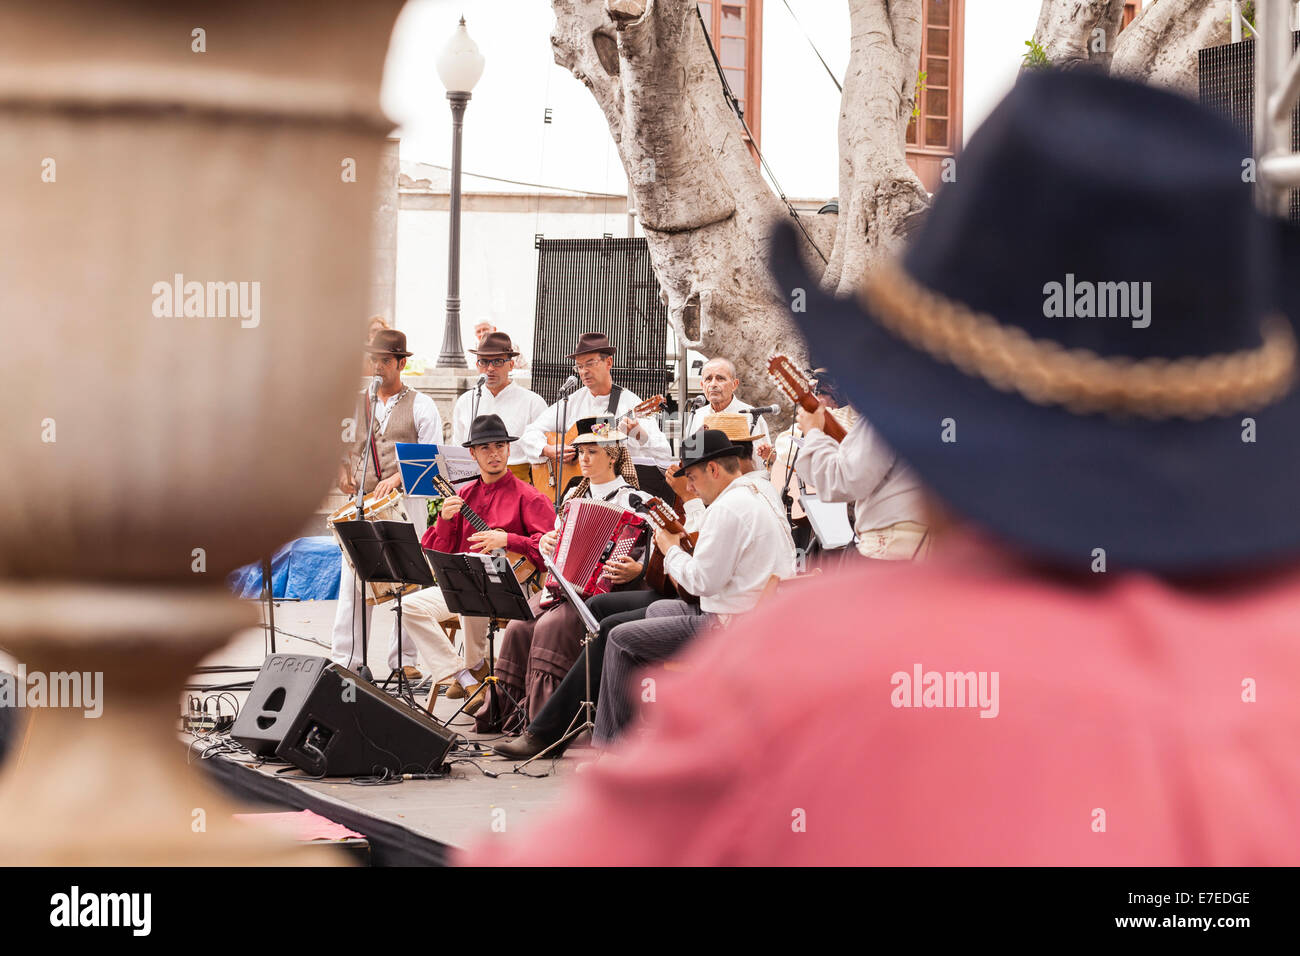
left=766, top=355, right=847, bottom=442
left=429, top=473, right=538, bottom=588
left=529, top=393, right=667, bottom=496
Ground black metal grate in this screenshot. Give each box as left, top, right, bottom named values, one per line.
left=531, top=237, right=673, bottom=404
left=1198, top=32, right=1300, bottom=222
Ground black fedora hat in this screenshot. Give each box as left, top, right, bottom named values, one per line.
left=364, top=328, right=413, bottom=358
left=566, top=332, right=617, bottom=359
left=463, top=413, right=518, bottom=447
left=771, top=69, right=1300, bottom=575
left=469, top=331, right=520, bottom=358
left=680, top=428, right=747, bottom=470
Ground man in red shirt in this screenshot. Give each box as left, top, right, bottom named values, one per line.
left=397, top=414, right=554, bottom=713
left=460, top=71, right=1300, bottom=866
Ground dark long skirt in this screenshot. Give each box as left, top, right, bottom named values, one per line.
left=496, top=597, right=586, bottom=722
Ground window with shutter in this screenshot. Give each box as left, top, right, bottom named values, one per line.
left=699, top=1, right=764, bottom=156
left=904, top=0, right=964, bottom=194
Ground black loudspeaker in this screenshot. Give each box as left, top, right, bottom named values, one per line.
left=231, top=654, right=328, bottom=757
left=232, top=655, right=456, bottom=777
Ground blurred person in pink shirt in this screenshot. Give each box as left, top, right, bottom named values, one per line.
left=460, top=70, right=1300, bottom=866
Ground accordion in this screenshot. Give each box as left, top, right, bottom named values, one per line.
left=545, top=499, right=646, bottom=600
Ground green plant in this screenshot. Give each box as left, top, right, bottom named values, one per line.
left=912, top=70, right=928, bottom=118
left=1023, top=38, right=1050, bottom=71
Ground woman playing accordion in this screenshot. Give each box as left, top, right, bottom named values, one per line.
left=495, top=417, right=651, bottom=725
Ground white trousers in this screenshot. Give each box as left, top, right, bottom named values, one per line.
left=393, top=586, right=492, bottom=685
left=329, top=496, right=426, bottom=672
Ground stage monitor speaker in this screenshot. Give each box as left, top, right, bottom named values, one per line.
left=273, top=662, right=456, bottom=778
left=231, top=655, right=456, bottom=777
left=230, top=654, right=331, bottom=757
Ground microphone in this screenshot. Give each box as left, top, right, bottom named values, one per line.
left=689, top=395, right=709, bottom=410
left=475, top=374, right=486, bottom=390
left=746, top=404, right=780, bottom=417
left=367, top=374, right=382, bottom=396
left=558, top=374, right=580, bottom=395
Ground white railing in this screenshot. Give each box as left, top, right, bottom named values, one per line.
left=1255, top=0, right=1300, bottom=213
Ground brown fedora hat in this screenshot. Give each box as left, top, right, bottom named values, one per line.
left=365, top=328, right=413, bottom=358
left=566, top=332, right=616, bottom=359
left=469, top=331, right=519, bottom=358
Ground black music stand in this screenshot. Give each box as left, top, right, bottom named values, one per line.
left=333, top=519, right=434, bottom=704
left=516, top=551, right=601, bottom=769
left=424, top=549, right=533, bottom=732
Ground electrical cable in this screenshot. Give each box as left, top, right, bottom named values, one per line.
left=409, top=162, right=624, bottom=198
left=695, top=4, right=829, bottom=264
left=780, top=0, right=843, bottom=93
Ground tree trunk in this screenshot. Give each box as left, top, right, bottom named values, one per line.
left=1030, top=1, right=1128, bottom=72
left=550, top=0, right=1223, bottom=416
left=823, top=0, right=930, bottom=295
left=1109, top=0, right=1232, bottom=96
left=550, top=0, right=926, bottom=415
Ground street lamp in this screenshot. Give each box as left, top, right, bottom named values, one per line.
left=435, top=16, right=485, bottom=368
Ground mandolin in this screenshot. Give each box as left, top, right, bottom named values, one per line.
left=430, top=473, right=538, bottom=587
left=766, top=355, right=847, bottom=443
left=530, top=393, right=668, bottom=495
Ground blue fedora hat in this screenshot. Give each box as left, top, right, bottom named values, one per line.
left=771, top=69, right=1300, bottom=574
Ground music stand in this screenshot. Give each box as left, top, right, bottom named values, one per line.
left=516, top=551, right=600, bottom=769
left=332, top=519, right=434, bottom=704
left=424, top=549, right=534, bottom=731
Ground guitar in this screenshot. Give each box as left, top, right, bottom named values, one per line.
left=631, top=495, right=700, bottom=602
left=529, top=393, right=668, bottom=495
left=429, top=473, right=538, bottom=588
left=766, top=355, right=847, bottom=443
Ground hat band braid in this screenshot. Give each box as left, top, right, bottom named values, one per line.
left=860, top=262, right=1298, bottom=420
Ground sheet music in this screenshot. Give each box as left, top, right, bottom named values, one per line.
left=395, top=442, right=481, bottom=497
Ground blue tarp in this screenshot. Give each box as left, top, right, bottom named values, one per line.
left=228, top=536, right=341, bottom=600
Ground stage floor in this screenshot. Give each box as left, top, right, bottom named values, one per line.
left=188, top=597, right=591, bottom=858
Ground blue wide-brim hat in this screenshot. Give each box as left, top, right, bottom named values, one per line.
left=772, top=69, right=1300, bottom=575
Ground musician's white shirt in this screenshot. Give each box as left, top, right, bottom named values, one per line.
left=795, top=418, right=925, bottom=539
left=521, top=386, right=673, bottom=465
left=372, top=387, right=443, bottom=445
left=451, top=380, right=547, bottom=465
left=686, top=395, right=764, bottom=473
left=663, top=471, right=795, bottom=615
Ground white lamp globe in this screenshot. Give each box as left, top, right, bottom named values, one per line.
left=436, top=17, right=485, bottom=94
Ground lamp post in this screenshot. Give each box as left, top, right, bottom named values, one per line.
left=435, top=16, right=485, bottom=368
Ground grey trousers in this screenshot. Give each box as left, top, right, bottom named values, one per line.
left=593, top=599, right=715, bottom=746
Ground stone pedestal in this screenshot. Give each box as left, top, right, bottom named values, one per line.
left=0, top=0, right=406, bottom=865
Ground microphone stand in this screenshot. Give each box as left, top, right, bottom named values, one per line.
left=472, top=374, right=485, bottom=423
left=553, top=382, right=575, bottom=514
left=349, top=376, right=381, bottom=682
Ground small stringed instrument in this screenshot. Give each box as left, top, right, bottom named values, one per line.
left=430, top=473, right=538, bottom=587
left=530, top=393, right=668, bottom=495
left=632, top=495, right=700, bottom=602
left=767, top=355, right=847, bottom=443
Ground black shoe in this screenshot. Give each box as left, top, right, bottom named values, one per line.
left=492, top=731, right=558, bottom=760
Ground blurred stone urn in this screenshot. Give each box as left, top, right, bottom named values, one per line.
left=0, top=1, right=406, bottom=863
